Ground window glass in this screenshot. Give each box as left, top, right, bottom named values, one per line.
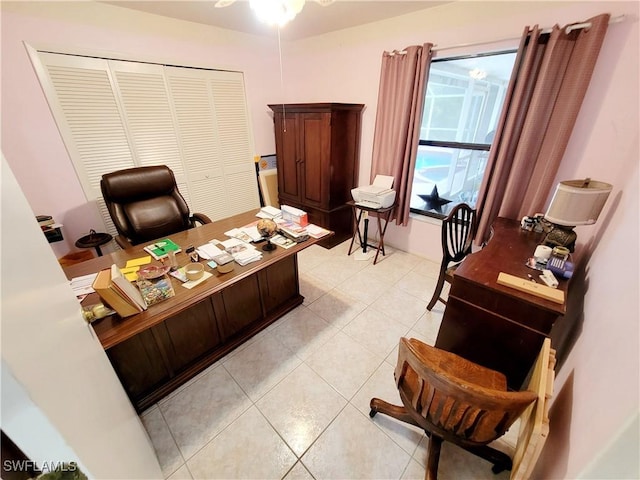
left=411, top=51, right=517, bottom=218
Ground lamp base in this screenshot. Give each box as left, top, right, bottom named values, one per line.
left=543, top=225, right=577, bottom=252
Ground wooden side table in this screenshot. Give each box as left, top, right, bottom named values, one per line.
left=347, top=201, right=394, bottom=265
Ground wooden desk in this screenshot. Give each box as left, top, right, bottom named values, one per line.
left=65, top=210, right=328, bottom=412
left=434, top=217, right=568, bottom=390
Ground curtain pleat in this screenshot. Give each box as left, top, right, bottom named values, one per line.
left=475, top=14, right=610, bottom=244
left=370, top=43, right=433, bottom=225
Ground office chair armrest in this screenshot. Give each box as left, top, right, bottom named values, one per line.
left=114, top=234, right=134, bottom=250
left=190, top=213, right=212, bottom=225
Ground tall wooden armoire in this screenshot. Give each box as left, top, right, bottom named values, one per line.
left=268, top=103, right=364, bottom=248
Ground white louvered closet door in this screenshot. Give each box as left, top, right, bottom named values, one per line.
left=208, top=70, right=260, bottom=216
left=164, top=66, right=229, bottom=220
left=107, top=60, right=190, bottom=204
left=34, top=51, right=259, bottom=237
left=37, top=52, right=133, bottom=235
left=165, top=66, right=259, bottom=219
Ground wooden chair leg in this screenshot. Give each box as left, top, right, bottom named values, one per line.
left=369, top=398, right=421, bottom=428
left=425, top=434, right=443, bottom=480
left=427, top=269, right=447, bottom=311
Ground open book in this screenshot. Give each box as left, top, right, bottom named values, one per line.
left=92, top=265, right=147, bottom=317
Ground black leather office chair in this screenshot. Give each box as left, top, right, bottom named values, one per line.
left=427, top=203, right=477, bottom=310
left=101, top=165, right=211, bottom=248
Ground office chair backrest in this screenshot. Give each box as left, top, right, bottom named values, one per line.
left=101, top=165, right=193, bottom=246
left=442, top=203, right=477, bottom=264
left=395, top=337, right=537, bottom=446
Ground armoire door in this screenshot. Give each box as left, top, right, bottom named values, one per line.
left=299, top=112, right=331, bottom=209
left=274, top=114, right=301, bottom=204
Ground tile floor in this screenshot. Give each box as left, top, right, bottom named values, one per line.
left=141, top=240, right=516, bottom=479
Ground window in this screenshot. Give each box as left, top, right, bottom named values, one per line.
left=410, top=51, right=517, bottom=219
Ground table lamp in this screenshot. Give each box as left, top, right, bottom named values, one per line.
left=543, top=178, right=612, bottom=252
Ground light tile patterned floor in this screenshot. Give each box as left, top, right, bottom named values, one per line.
left=141, top=240, right=515, bottom=479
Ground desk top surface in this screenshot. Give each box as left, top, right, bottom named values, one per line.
left=455, top=217, right=568, bottom=315
left=65, top=209, right=326, bottom=348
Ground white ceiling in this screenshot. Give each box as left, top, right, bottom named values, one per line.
left=101, top=1, right=449, bottom=41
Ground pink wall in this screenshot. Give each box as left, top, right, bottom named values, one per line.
left=1, top=2, right=282, bottom=257
left=2, top=1, right=638, bottom=477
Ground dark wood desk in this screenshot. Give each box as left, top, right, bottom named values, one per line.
left=65, top=210, right=327, bottom=412
left=435, top=217, right=569, bottom=390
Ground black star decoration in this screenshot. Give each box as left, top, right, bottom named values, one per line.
left=418, top=185, right=451, bottom=213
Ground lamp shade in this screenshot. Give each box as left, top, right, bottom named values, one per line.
left=545, top=179, right=612, bottom=226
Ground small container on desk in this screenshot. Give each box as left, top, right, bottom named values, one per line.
left=136, top=271, right=175, bottom=306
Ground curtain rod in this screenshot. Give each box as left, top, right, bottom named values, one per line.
left=432, top=14, right=625, bottom=53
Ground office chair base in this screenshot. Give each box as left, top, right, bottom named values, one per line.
left=369, top=398, right=513, bottom=477
left=369, top=398, right=421, bottom=428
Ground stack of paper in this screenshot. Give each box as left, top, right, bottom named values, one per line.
left=196, top=242, right=224, bottom=260
left=271, top=234, right=296, bottom=249
left=232, top=248, right=263, bottom=266
left=221, top=238, right=262, bottom=266
left=275, top=218, right=309, bottom=242
left=256, top=206, right=282, bottom=219
left=225, top=226, right=263, bottom=243
left=70, top=273, right=98, bottom=298
left=306, top=224, right=331, bottom=239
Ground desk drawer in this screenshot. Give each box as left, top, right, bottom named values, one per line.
left=451, top=277, right=558, bottom=335
left=436, top=296, right=545, bottom=390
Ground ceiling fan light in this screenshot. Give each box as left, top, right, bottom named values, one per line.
left=250, top=0, right=305, bottom=27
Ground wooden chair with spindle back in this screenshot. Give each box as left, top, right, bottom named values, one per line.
left=370, top=337, right=537, bottom=480
left=427, top=203, right=477, bottom=310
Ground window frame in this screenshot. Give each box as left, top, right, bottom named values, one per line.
left=411, top=49, right=517, bottom=220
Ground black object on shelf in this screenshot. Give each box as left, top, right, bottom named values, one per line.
left=75, top=229, right=113, bottom=256
left=43, top=227, right=64, bottom=243
left=37, top=215, right=64, bottom=243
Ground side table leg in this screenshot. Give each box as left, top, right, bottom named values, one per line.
left=373, top=210, right=392, bottom=265
left=348, top=209, right=364, bottom=256
left=362, top=213, right=369, bottom=253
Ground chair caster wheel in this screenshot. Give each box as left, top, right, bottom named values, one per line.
left=369, top=408, right=377, bottom=418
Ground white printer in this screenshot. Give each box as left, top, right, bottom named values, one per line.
left=351, top=175, right=396, bottom=209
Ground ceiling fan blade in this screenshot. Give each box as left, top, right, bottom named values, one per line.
left=214, top=0, right=237, bottom=8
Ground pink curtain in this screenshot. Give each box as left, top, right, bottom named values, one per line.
left=475, top=14, right=610, bottom=244
left=370, top=43, right=433, bottom=225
